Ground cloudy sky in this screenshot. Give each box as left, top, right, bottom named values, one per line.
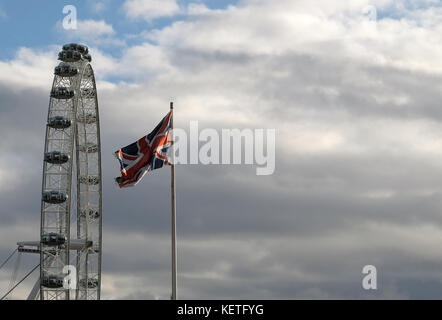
left=1, top=0, right=442, bottom=299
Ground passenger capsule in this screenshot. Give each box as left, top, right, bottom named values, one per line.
left=41, top=275, right=64, bottom=288
left=80, top=208, right=100, bottom=219
left=79, top=278, right=99, bottom=289
left=62, top=43, right=73, bottom=51
left=81, top=88, right=95, bottom=97
left=41, top=233, right=66, bottom=246
left=77, top=113, right=97, bottom=124
left=58, top=50, right=82, bottom=62
left=44, top=151, right=70, bottom=164
left=79, top=175, right=100, bottom=185
left=78, top=143, right=98, bottom=153
left=50, top=87, right=74, bottom=100
left=47, top=116, right=71, bottom=129
left=54, top=63, right=78, bottom=77
left=42, top=191, right=68, bottom=204
left=83, top=54, right=92, bottom=62
left=62, top=43, right=89, bottom=55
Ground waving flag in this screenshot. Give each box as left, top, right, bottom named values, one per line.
left=114, top=111, right=173, bottom=188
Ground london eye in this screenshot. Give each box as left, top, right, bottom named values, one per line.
left=2, top=43, right=103, bottom=300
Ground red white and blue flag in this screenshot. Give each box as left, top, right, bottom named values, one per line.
left=114, top=111, right=173, bottom=188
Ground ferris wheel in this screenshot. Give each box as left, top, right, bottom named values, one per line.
left=0, top=44, right=102, bottom=300
left=9, top=43, right=103, bottom=300
left=40, top=43, right=103, bottom=300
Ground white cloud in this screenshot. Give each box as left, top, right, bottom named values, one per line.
left=187, top=3, right=209, bottom=15
left=124, top=0, right=180, bottom=21
left=90, top=1, right=108, bottom=13
left=116, top=43, right=174, bottom=77
left=76, top=19, right=115, bottom=36
left=143, top=0, right=442, bottom=74
left=86, top=47, right=119, bottom=78
left=57, top=19, right=123, bottom=47
left=0, top=47, right=57, bottom=89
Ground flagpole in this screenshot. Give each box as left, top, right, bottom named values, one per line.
left=170, top=101, right=177, bottom=300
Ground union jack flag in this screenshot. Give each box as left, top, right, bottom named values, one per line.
left=114, top=111, right=173, bottom=188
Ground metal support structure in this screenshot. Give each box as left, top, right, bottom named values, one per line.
left=27, top=279, right=40, bottom=300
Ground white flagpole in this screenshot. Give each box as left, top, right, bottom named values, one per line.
left=170, top=101, right=177, bottom=300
